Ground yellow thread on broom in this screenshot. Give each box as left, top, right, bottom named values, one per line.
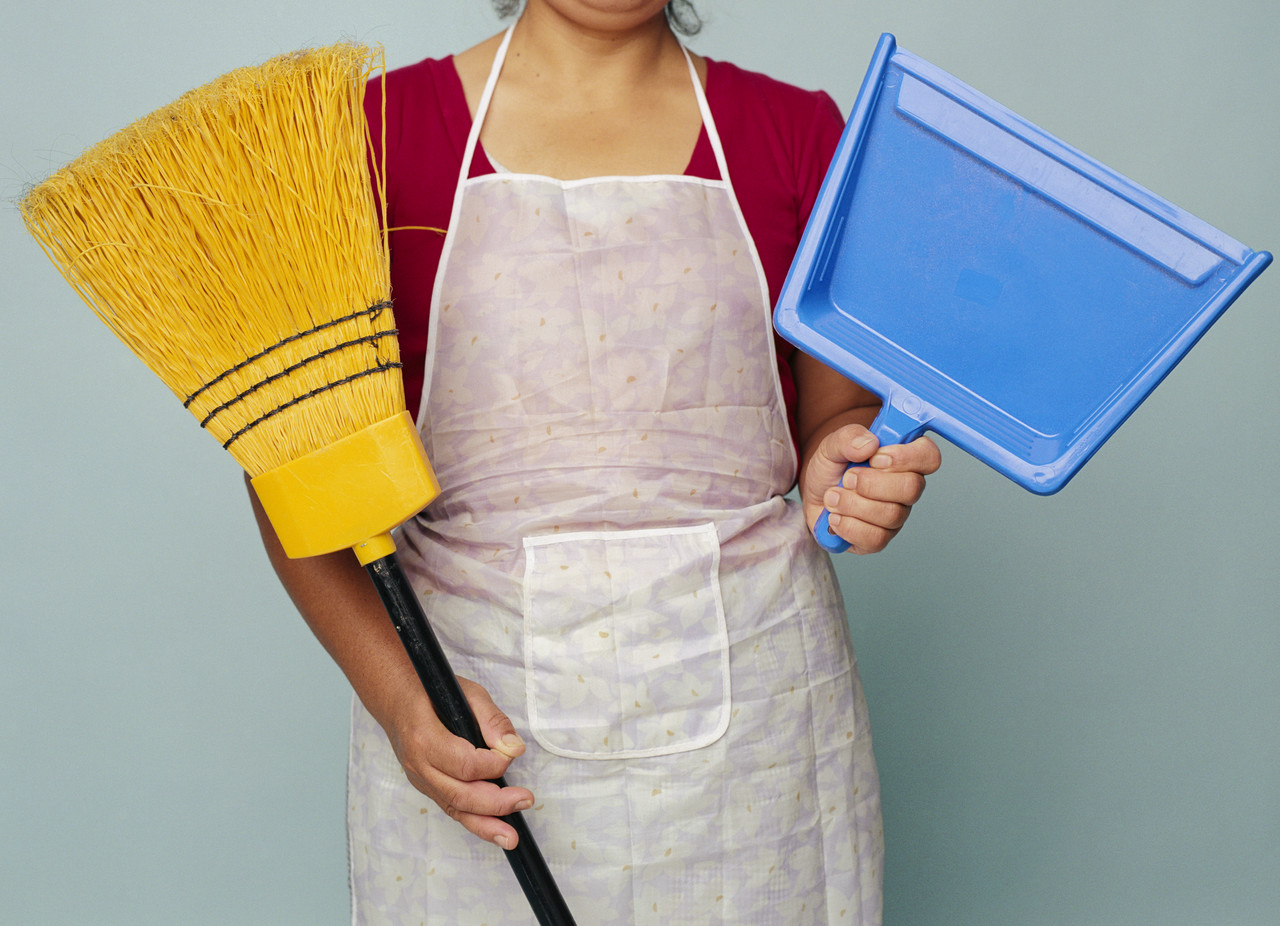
left=20, top=44, right=398, bottom=478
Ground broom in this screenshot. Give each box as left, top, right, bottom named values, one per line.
left=20, top=44, right=575, bottom=926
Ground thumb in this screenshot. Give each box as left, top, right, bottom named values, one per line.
left=458, top=676, right=526, bottom=760
left=803, top=425, right=878, bottom=506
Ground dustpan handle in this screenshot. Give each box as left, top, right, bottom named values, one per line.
left=814, top=400, right=927, bottom=553
left=364, top=553, right=578, bottom=926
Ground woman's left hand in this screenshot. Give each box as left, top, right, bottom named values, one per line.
left=801, top=423, right=941, bottom=554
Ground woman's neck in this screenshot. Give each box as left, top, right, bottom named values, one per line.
left=506, top=2, right=682, bottom=103
left=457, top=2, right=706, bottom=180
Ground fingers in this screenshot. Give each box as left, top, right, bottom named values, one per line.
left=868, top=435, right=942, bottom=478
left=822, top=497, right=902, bottom=555
left=417, top=773, right=535, bottom=851
left=389, top=680, right=534, bottom=850
left=811, top=433, right=941, bottom=554
left=842, top=464, right=926, bottom=507
left=823, top=476, right=912, bottom=531
left=822, top=465, right=916, bottom=552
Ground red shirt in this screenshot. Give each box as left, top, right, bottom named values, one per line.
left=364, top=55, right=845, bottom=433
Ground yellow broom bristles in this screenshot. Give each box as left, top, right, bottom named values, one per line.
left=20, top=44, right=400, bottom=478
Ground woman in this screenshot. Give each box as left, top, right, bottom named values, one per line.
left=251, top=1, right=941, bottom=922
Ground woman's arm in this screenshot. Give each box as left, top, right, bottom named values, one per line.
left=793, top=352, right=941, bottom=553
left=245, top=477, right=535, bottom=849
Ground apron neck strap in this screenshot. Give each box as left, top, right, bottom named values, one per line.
left=458, top=23, right=516, bottom=177
left=679, top=42, right=733, bottom=184
left=459, top=22, right=733, bottom=184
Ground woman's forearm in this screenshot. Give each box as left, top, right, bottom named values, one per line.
left=245, top=476, right=424, bottom=730
left=244, top=476, right=534, bottom=847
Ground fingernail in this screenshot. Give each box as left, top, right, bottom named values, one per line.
left=824, top=489, right=840, bottom=509
left=494, top=833, right=513, bottom=851
left=500, top=733, right=525, bottom=752
left=827, top=513, right=842, bottom=530
left=851, top=433, right=875, bottom=451
left=870, top=452, right=891, bottom=469
left=514, top=799, right=534, bottom=812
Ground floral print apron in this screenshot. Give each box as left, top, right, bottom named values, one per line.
left=346, top=25, right=883, bottom=925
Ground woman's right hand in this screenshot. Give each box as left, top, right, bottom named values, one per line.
left=246, top=477, right=535, bottom=851
left=384, top=675, right=535, bottom=850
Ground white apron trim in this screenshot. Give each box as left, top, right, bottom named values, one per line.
left=520, top=522, right=732, bottom=760
left=419, top=23, right=794, bottom=479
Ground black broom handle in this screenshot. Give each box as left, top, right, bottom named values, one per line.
left=364, top=553, right=577, bottom=926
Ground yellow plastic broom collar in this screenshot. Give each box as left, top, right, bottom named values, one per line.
left=251, top=411, right=440, bottom=560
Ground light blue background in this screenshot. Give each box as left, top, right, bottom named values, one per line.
left=3, top=1, right=1276, bottom=923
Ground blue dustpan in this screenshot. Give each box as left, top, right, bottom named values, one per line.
left=775, top=34, right=1272, bottom=551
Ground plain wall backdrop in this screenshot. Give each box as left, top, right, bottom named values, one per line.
left=3, top=1, right=1276, bottom=923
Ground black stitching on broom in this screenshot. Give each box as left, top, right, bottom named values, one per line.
left=220, top=361, right=402, bottom=450
left=197, top=331, right=397, bottom=428
left=184, top=301, right=393, bottom=410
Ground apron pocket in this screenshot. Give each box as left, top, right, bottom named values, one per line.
left=522, top=523, right=731, bottom=760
